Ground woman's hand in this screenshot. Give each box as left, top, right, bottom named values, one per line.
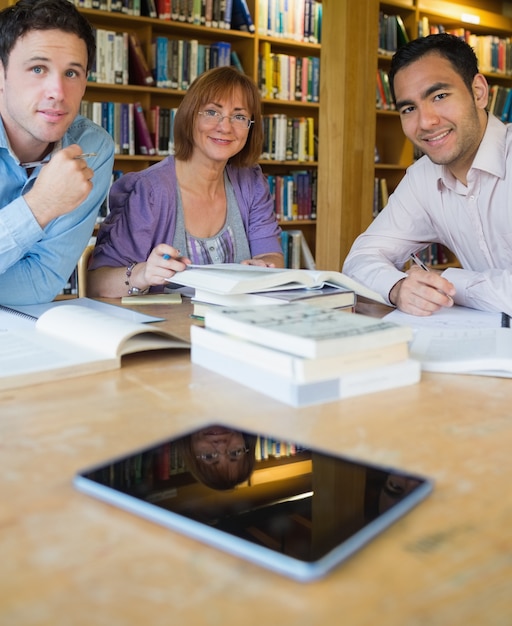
left=130, top=245, right=192, bottom=290
left=241, top=252, right=285, bottom=268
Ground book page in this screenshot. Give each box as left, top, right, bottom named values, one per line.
left=35, top=305, right=185, bottom=357
left=409, top=327, right=512, bottom=377
left=0, top=329, right=109, bottom=378
left=385, top=305, right=503, bottom=329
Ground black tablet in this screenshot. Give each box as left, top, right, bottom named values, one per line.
left=74, top=423, right=433, bottom=582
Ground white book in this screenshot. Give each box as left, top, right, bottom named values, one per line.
left=191, top=325, right=410, bottom=383
left=0, top=304, right=188, bottom=391
left=203, top=303, right=413, bottom=359
left=167, top=263, right=386, bottom=303
left=192, top=343, right=420, bottom=407
left=193, top=283, right=355, bottom=309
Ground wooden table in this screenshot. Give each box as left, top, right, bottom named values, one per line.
left=1, top=298, right=511, bottom=625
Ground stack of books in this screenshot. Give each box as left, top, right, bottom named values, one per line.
left=191, top=303, right=420, bottom=407
left=168, top=264, right=386, bottom=318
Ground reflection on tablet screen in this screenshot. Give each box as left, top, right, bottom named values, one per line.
left=74, top=424, right=433, bottom=581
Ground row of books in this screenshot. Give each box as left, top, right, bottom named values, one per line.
left=488, top=84, right=512, bottom=123
left=151, top=36, right=235, bottom=90
left=259, top=42, right=320, bottom=102
left=70, top=0, right=255, bottom=32
left=255, top=437, right=308, bottom=461
left=418, top=19, right=512, bottom=77
left=88, top=26, right=321, bottom=106
left=191, top=301, right=420, bottom=407
left=413, top=244, right=450, bottom=268
left=261, top=114, right=316, bottom=162
left=80, top=99, right=317, bottom=164
left=280, top=229, right=315, bottom=270
left=256, top=0, right=322, bottom=44
left=373, top=177, right=389, bottom=218
left=266, top=170, right=317, bottom=222
left=378, top=12, right=409, bottom=55
left=89, top=30, right=236, bottom=88
left=376, top=69, right=395, bottom=111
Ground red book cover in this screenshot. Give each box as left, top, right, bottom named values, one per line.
left=134, top=102, right=156, bottom=155
left=128, top=32, right=155, bottom=86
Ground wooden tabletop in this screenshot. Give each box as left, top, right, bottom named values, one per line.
left=1, top=297, right=511, bottom=625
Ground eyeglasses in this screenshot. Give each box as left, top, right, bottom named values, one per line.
left=198, top=109, right=254, bottom=130
left=196, top=447, right=249, bottom=463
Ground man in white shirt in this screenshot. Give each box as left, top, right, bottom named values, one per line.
left=343, top=33, right=512, bottom=316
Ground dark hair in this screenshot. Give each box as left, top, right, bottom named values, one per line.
left=0, top=0, right=96, bottom=72
left=388, top=33, right=479, bottom=104
left=173, top=66, right=263, bottom=167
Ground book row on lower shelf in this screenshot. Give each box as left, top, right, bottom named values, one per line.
left=267, top=170, right=317, bottom=222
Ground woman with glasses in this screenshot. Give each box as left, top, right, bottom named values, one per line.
left=177, top=425, right=257, bottom=491
left=88, top=66, right=284, bottom=297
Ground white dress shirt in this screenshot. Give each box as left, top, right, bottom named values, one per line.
left=343, top=113, right=512, bottom=315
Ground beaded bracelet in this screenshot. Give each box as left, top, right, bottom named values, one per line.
left=125, top=261, right=149, bottom=296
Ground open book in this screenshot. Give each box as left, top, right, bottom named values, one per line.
left=167, top=264, right=386, bottom=304
left=0, top=304, right=189, bottom=391
left=408, top=328, right=512, bottom=377
left=385, top=305, right=512, bottom=377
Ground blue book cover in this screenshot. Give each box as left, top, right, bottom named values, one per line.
left=231, top=0, right=255, bottom=33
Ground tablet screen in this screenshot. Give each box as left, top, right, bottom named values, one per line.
left=74, top=423, right=433, bottom=581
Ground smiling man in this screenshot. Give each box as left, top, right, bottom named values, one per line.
left=0, top=0, right=114, bottom=305
left=343, top=33, right=512, bottom=316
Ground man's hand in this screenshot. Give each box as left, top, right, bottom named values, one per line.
left=389, top=266, right=456, bottom=315
left=24, top=145, right=94, bottom=228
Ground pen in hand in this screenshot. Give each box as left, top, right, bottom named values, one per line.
left=410, top=252, right=455, bottom=304
left=409, top=253, right=430, bottom=272
left=20, top=153, right=97, bottom=169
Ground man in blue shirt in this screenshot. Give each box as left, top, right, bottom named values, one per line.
left=0, top=0, right=115, bottom=305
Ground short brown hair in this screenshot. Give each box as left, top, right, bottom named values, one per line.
left=173, top=66, right=263, bottom=167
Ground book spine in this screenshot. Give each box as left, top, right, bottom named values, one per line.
left=128, top=32, right=156, bottom=86
left=133, top=102, right=156, bottom=155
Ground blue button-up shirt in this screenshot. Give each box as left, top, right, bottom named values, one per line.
left=0, top=114, right=114, bottom=305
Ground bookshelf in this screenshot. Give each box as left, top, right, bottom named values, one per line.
left=1, top=0, right=321, bottom=263
left=0, top=0, right=321, bottom=262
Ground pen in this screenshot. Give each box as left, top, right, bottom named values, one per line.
left=409, top=253, right=430, bottom=272
left=19, top=153, right=97, bottom=168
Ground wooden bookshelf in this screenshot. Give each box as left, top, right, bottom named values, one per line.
left=0, top=0, right=321, bottom=262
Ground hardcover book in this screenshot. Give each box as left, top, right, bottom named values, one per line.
left=192, top=343, right=420, bottom=407
left=202, top=303, right=413, bottom=359
left=166, top=263, right=386, bottom=303
left=191, top=324, right=410, bottom=384
left=128, top=32, right=156, bottom=86
left=192, top=284, right=356, bottom=309
left=134, top=102, right=156, bottom=155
